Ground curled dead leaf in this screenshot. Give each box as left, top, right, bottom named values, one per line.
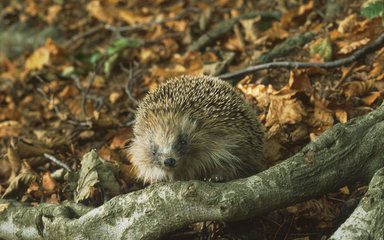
left=308, top=100, right=334, bottom=127
left=238, top=83, right=273, bottom=108
left=342, top=80, right=375, bottom=98
left=42, top=172, right=57, bottom=194
left=337, top=14, right=357, bottom=34
left=338, top=38, right=370, bottom=55
left=25, top=39, right=61, bottom=70
left=361, top=91, right=381, bottom=105
left=266, top=96, right=307, bottom=127
left=288, top=69, right=313, bottom=94
left=335, top=110, right=348, bottom=123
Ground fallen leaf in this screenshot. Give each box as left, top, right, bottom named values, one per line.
left=342, top=80, right=375, bottom=98
left=42, top=172, right=57, bottom=194
left=308, top=100, right=334, bottom=127
left=25, top=39, right=61, bottom=70
left=86, top=1, right=114, bottom=24
left=361, top=91, right=381, bottom=105
left=266, top=95, right=307, bottom=127
left=338, top=38, right=370, bottom=55
left=335, top=110, right=348, bottom=123
left=288, top=69, right=313, bottom=94
left=337, top=14, right=357, bottom=34
left=238, top=83, right=273, bottom=108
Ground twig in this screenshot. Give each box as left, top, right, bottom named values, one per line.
left=218, top=33, right=384, bottom=80
left=35, top=75, right=74, bottom=120
left=63, top=24, right=105, bottom=49
left=120, top=62, right=140, bottom=106
left=44, top=153, right=72, bottom=172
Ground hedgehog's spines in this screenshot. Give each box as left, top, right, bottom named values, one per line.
left=129, top=75, right=265, bottom=183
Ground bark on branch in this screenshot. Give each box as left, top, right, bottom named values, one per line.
left=329, top=167, right=384, bottom=240
left=1, top=103, right=384, bottom=240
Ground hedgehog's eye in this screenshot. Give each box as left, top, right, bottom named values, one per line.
left=178, top=135, right=188, bottom=145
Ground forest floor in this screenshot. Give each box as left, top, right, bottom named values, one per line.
left=0, top=0, right=383, bottom=239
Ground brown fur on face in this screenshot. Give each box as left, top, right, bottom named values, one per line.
left=129, top=75, right=265, bottom=184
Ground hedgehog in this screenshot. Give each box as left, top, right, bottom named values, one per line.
left=128, top=75, right=265, bottom=183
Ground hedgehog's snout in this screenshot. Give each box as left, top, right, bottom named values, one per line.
left=163, top=157, right=176, bottom=167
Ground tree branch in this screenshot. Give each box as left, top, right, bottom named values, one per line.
left=329, top=167, right=384, bottom=240
left=218, top=33, right=384, bottom=80
left=1, top=103, right=384, bottom=239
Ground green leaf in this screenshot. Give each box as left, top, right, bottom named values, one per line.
left=309, top=38, right=333, bottom=62
left=90, top=51, right=102, bottom=65
left=361, top=1, right=384, bottom=20
left=106, top=38, right=145, bottom=56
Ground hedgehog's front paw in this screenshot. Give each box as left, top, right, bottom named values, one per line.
left=205, top=174, right=225, bottom=182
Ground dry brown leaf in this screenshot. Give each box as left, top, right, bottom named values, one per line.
left=165, top=19, right=188, bottom=32
left=338, top=38, right=370, bottom=55
left=42, top=172, right=57, bottom=194
left=224, top=35, right=245, bottom=51
left=25, top=47, right=50, bottom=70
left=369, top=47, right=384, bottom=78
left=342, top=80, right=375, bottom=98
left=25, top=39, right=61, bottom=70
left=86, top=1, right=114, bottom=24
left=140, top=48, right=157, bottom=64
left=58, top=85, right=80, bottom=98
left=308, top=100, right=334, bottom=127
left=266, top=96, right=306, bottom=127
left=151, top=52, right=203, bottom=79
left=375, top=78, right=384, bottom=91
left=0, top=203, right=10, bottom=212
left=109, top=91, right=123, bottom=104
left=25, top=0, right=38, bottom=16
left=266, top=123, right=284, bottom=139
left=265, top=22, right=289, bottom=42
left=288, top=69, right=313, bottom=94
left=281, top=0, right=314, bottom=28
left=45, top=5, right=62, bottom=24
left=335, top=110, right=348, bottom=123
left=337, top=14, right=357, bottom=34
left=110, top=128, right=133, bottom=150
left=7, top=141, right=21, bottom=179
left=3, top=162, right=38, bottom=199
left=0, top=121, right=20, bottom=138
left=361, top=91, right=381, bottom=105
left=118, top=9, right=151, bottom=25
left=240, top=17, right=261, bottom=42
left=238, top=83, right=273, bottom=108
left=339, top=186, right=350, bottom=195
left=309, top=125, right=332, bottom=141
left=287, top=197, right=340, bottom=224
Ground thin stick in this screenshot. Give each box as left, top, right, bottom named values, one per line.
left=44, top=153, right=72, bottom=172
left=218, top=33, right=384, bottom=80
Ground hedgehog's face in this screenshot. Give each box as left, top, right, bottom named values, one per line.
left=129, top=112, right=204, bottom=183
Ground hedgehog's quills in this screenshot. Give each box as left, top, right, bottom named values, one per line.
left=128, top=75, right=265, bottom=183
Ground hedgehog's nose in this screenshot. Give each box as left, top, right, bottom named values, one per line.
left=164, top=158, right=176, bottom=167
